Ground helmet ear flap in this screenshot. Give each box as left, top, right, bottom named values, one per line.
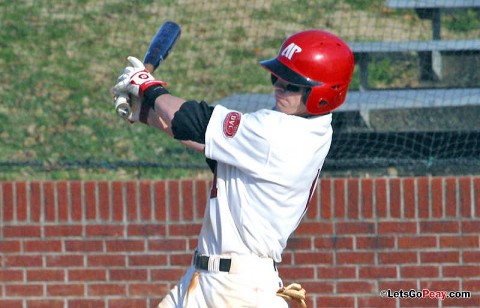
left=305, top=84, right=349, bottom=115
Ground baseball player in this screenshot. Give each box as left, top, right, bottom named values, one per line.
left=113, top=29, right=354, bottom=307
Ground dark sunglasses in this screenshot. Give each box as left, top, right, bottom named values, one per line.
left=270, top=74, right=303, bottom=93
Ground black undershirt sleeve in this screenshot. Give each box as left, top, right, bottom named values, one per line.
left=171, top=100, right=217, bottom=172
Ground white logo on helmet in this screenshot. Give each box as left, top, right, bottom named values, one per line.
left=281, top=43, right=302, bottom=60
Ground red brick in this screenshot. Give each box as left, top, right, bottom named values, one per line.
left=420, top=251, right=460, bottom=263
left=400, top=265, right=439, bottom=278
left=169, top=253, right=192, bottom=266
left=45, top=225, right=83, bottom=237
left=70, top=181, right=83, bottom=221
left=168, top=181, right=180, bottom=221
left=419, top=221, right=459, bottom=233
left=316, top=296, right=354, bottom=307
left=47, top=284, right=84, bottom=296
left=445, top=177, right=458, bottom=217
left=389, top=178, right=401, bottom=218
left=378, top=221, right=417, bottom=234
left=151, top=268, right=185, bottom=281
left=337, top=280, right=376, bottom=293
left=5, top=284, right=43, bottom=296
left=127, top=223, right=166, bottom=237
left=378, top=251, right=418, bottom=264
left=182, top=180, right=194, bottom=221
left=86, top=224, right=124, bottom=237
left=295, top=252, right=333, bottom=265
left=359, top=266, right=397, bottom=279
left=361, top=178, right=374, bottom=219
left=336, top=221, right=375, bottom=235
left=15, top=182, right=27, bottom=221
left=69, top=269, right=107, bottom=281
left=420, top=279, right=459, bottom=291
left=108, top=299, right=147, bottom=308
left=87, top=254, right=126, bottom=267
left=398, top=236, right=437, bottom=249
left=347, top=178, right=359, bottom=219
left=98, top=181, right=111, bottom=221
left=168, top=224, right=202, bottom=237
left=440, top=235, right=479, bottom=249
left=375, top=178, right=387, bottom=218
left=129, top=255, right=168, bottom=267
left=2, top=182, right=13, bottom=221
left=28, top=182, right=41, bottom=222
left=285, top=237, right=312, bottom=250
left=68, top=299, right=106, bottom=308
left=306, top=181, right=319, bottom=220
left=417, top=177, right=430, bottom=218
left=316, top=266, right=356, bottom=279
left=129, top=283, right=169, bottom=296
left=105, top=239, right=145, bottom=252
left=314, top=236, right=353, bottom=250
left=0, top=300, right=23, bottom=308
left=403, top=178, right=416, bottom=218
left=46, top=255, right=84, bottom=267
left=379, top=280, right=417, bottom=291
left=443, top=265, right=480, bottom=278
left=27, top=269, right=65, bottom=282
left=299, top=281, right=334, bottom=294
left=148, top=239, right=188, bottom=252
left=4, top=255, right=43, bottom=267
left=0, top=269, right=23, bottom=282
left=463, top=279, right=480, bottom=292
left=0, top=241, right=21, bottom=253
left=195, top=180, right=208, bottom=220
left=294, top=222, right=333, bottom=235
left=56, top=181, right=69, bottom=221
left=109, top=269, right=147, bottom=281
left=112, top=181, right=124, bottom=222
left=26, top=300, right=64, bottom=308
left=358, top=297, right=397, bottom=308
left=3, top=225, right=41, bottom=238
left=88, top=283, right=126, bottom=296
left=65, top=240, right=104, bottom=252
left=126, top=181, right=138, bottom=221
left=24, top=240, right=62, bottom=252
left=333, top=179, right=346, bottom=218
left=463, top=250, right=480, bottom=263
left=84, top=181, right=97, bottom=220
left=462, top=221, right=480, bottom=233
left=154, top=181, right=167, bottom=221
left=278, top=266, right=314, bottom=280
left=356, top=236, right=395, bottom=249
left=431, top=177, right=444, bottom=218
left=319, top=178, right=332, bottom=219
left=140, top=181, right=152, bottom=220
left=459, top=177, right=472, bottom=217
left=336, top=252, right=375, bottom=264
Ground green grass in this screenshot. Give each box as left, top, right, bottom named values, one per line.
left=1, top=0, right=478, bottom=180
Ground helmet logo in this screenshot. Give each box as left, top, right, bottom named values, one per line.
left=281, top=43, right=302, bottom=60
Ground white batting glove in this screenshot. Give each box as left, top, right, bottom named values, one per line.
left=114, top=56, right=166, bottom=97
left=113, top=56, right=167, bottom=123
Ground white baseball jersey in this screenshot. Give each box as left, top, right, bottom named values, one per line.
left=199, top=105, right=333, bottom=262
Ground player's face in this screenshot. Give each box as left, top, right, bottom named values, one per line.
left=271, top=76, right=307, bottom=115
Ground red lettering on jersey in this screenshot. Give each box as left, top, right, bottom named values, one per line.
left=223, top=112, right=241, bottom=138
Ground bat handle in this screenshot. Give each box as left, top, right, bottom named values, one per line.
left=115, top=95, right=131, bottom=119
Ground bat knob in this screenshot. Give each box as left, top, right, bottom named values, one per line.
left=115, top=96, right=132, bottom=119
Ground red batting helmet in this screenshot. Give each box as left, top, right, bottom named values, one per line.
left=260, top=30, right=354, bottom=115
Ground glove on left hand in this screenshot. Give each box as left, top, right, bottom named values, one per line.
left=114, top=56, right=167, bottom=97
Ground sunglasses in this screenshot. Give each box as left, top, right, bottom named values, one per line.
left=271, top=74, right=303, bottom=93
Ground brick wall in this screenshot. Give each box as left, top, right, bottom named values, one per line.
left=1, top=177, right=479, bottom=308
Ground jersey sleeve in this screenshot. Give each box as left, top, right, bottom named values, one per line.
left=204, top=105, right=273, bottom=175
left=171, top=100, right=215, bottom=144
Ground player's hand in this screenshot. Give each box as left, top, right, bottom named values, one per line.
left=114, top=56, right=167, bottom=97
left=113, top=92, right=143, bottom=123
